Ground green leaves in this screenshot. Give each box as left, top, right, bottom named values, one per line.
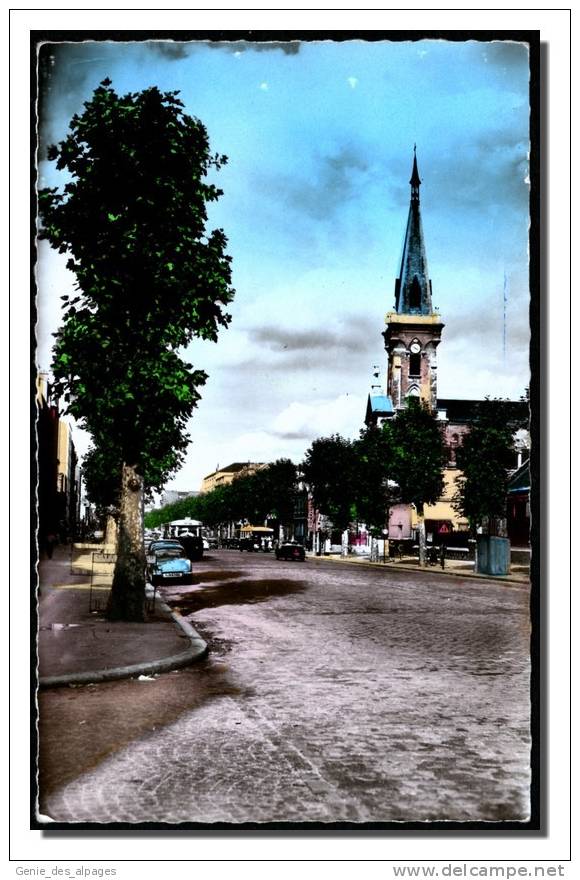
left=302, top=435, right=359, bottom=530
left=144, top=459, right=299, bottom=530
left=454, top=398, right=523, bottom=531
left=388, top=398, right=445, bottom=515
left=39, top=80, right=235, bottom=507
left=302, top=429, right=397, bottom=531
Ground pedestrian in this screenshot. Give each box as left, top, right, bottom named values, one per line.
left=439, top=543, right=446, bottom=570
left=45, top=532, right=57, bottom=559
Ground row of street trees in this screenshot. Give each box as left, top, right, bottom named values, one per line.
left=146, top=459, right=299, bottom=532
left=39, top=80, right=235, bottom=620
left=303, top=398, right=525, bottom=561
left=301, top=400, right=445, bottom=564
left=145, top=397, right=525, bottom=568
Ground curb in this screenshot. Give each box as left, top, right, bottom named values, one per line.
left=306, top=554, right=529, bottom=586
left=38, top=588, right=208, bottom=689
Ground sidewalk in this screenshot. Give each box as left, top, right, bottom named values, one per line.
left=307, top=551, right=530, bottom=585
left=37, top=545, right=207, bottom=688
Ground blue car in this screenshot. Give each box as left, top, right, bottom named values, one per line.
left=148, top=545, right=194, bottom=587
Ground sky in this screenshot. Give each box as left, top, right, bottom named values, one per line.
left=36, top=36, right=532, bottom=494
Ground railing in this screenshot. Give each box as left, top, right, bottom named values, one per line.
left=89, top=551, right=116, bottom=612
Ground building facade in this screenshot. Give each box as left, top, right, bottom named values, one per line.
left=200, top=462, right=265, bottom=494
left=36, top=374, right=80, bottom=549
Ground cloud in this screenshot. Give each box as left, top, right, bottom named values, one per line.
left=148, top=41, right=192, bottom=60
left=229, top=316, right=381, bottom=384
left=259, top=144, right=373, bottom=221
left=259, top=82, right=269, bottom=91
left=426, top=135, right=530, bottom=215
left=249, top=317, right=377, bottom=354
left=272, top=394, right=365, bottom=440
left=347, top=76, right=358, bottom=89
left=208, top=40, right=301, bottom=55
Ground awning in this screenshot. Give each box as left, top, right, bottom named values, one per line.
left=169, top=518, right=202, bottom=526
left=240, top=526, right=274, bottom=534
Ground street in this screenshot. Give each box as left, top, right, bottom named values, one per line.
left=39, top=551, right=531, bottom=824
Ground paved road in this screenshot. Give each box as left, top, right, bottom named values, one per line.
left=41, top=551, right=531, bottom=824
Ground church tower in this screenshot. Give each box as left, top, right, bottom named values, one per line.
left=384, top=149, right=444, bottom=411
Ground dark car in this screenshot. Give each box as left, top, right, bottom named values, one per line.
left=148, top=544, right=194, bottom=587
left=239, top=537, right=260, bottom=552
left=177, top=534, right=204, bottom=562
left=223, top=537, right=239, bottom=550
left=275, top=542, right=306, bottom=562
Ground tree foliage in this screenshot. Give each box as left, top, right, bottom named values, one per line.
left=144, top=460, right=298, bottom=531
left=389, top=398, right=445, bottom=515
left=301, top=435, right=358, bottom=530
left=352, top=426, right=395, bottom=533
left=39, top=80, right=235, bottom=497
left=38, top=79, right=235, bottom=619
left=454, top=398, right=521, bottom=532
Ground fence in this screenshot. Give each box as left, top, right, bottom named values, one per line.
left=89, top=550, right=157, bottom=614
left=89, top=551, right=116, bottom=612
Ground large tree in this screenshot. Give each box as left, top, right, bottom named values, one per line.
left=454, top=398, right=522, bottom=535
left=389, top=398, right=445, bottom=566
left=251, top=459, right=298, bottom=527
left=39, top=80, right=235, bottom=620
left=301, top=435, right=358, bottom=537
left=352, top=426, right=395, bottom=535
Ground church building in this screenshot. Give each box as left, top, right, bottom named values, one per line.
left=365, top=150, right=529, bottom=545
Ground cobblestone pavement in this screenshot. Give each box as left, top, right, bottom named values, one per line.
left=41, top=552, right=531, bottom=824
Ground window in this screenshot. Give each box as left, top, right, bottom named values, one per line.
left=409, top=353, right=421, bottom=376
left=409, top=275, right=421, bottom=309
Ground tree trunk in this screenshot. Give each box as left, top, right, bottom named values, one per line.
left=104, top=513, right=118, bottom=551
left=417, top=511, right=427, bottom=567
left=107, top=463, right=146, bottom=622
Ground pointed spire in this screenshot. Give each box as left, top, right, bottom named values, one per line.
left=394, top=147, right=433, bottom=314
left=410, top=144, right=421, bottom=201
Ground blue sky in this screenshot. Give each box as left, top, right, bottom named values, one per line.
left=36, top=37, right=531, bottom=492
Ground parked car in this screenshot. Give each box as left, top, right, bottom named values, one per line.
left=275, top=542, right=306, bottom=562
left=239, top=537, right=274, bottom=552
left=239, top=537, right=259, bottom=552
left=148, top=544, right=194, bottom=587
left=147, top=539, right=183, bottom=561
left=178, top=534, right=204, bottom=561
left=224, top=538, right=239, bottom=550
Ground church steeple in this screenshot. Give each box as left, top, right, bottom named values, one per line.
left=410, top=144, right=421, bottom=200
left=394, top=148, right=433, bottom=315
left=383, top=151, right=444, bottom=413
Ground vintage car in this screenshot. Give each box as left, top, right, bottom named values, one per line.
left=148, top=544, right=194, bottom=587
left=275, top=542, right=306, bottom=562
left=147, top=539, right=183, bottom=557
left=177, top=534, right=204, bottom=561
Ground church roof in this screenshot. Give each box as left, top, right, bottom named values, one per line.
left=365, top=393, right=394, bottom=425
left=369, top=394, right=394, bottom=413
left=395, top=149, right=433, bottom=316
left=437, top=398, right=529, bottom=425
